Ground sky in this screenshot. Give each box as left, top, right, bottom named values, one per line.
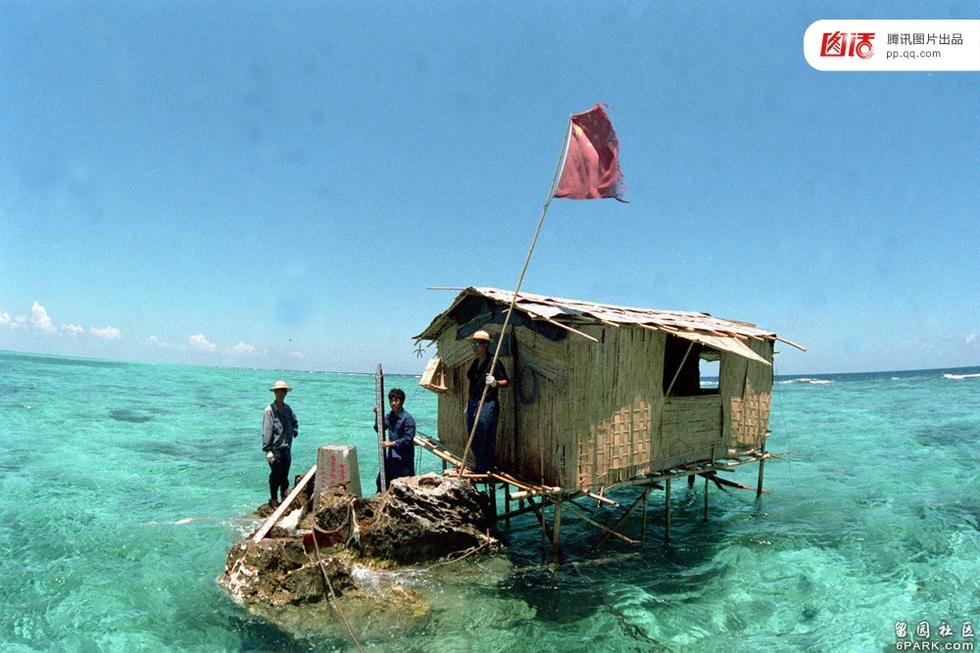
left=1, top=2, right=978, bottom=376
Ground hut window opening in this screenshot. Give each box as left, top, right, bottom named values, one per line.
left=663, top=336, right=721, bottom=397
left=700, top=358, right=720, bottom=392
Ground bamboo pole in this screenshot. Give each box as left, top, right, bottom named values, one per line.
left=510, top=487, right=564, bottom=500
left=665, top=340, right=695, bottom=398
left=776, top=335, right=807, bottom=351
left=585, top=490, right=619, bottom=508
left=535, top=316, right=600, bottom=343
left=591, top=490, right=647, bottom=549
left=562, top=502, right=638, bottom=546
left=458, top=114, right=574, bottom=476
left=527, top=496, right=555, bottom=553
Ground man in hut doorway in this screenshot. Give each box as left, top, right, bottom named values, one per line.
left=465, top=330, right=509, bottom=473
left=262, top=380, right=299, bottom=509
left=374, top=387, right=417, bottom=492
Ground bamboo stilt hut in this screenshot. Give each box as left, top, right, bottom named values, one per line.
left=414, top=287, right=802, bottom=547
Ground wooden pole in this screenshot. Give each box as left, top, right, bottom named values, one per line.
left=665, top=478, right=672, bottom=542
left=757, top=441, right=767, bottom=499
left=592, top=490, right=647, bottom=549
left=552, top=499, right=562, bottom=557
left=703, top=475, right=710, bottom=520
left=586, top=491, right=619, bottom=508
left=563, top=502, right=638, bottom=546
left=489, top=479, right=497, bottom=523
left=640, top=486, right=650, bottom=542
left=665, top=340, right=695, bottom=398
left=375, top=364, right=387, bottom=491
left=527, top=496, right=555, bottom=554
left=458, top=115, right=574, bottom=476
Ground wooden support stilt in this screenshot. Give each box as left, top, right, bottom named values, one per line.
left=489, top=479, right=497, bottom=523
left=526, top=497, right=554, bottom=553
left=703, top=475, right=710, bottom=520
left=563, top=502, right=637, bottom=546
left=591, top=489, right=648, bottom=549
left=757, top=442, right=767, bottom=499
left=640, top=486, right=650, bottom=542
left=552, top=500, right=562, bottom=557
left=412, top=433, right=781, bottom=553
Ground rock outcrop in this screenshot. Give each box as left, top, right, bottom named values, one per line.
left=219, top=473, right=501, bottom=609
left=355, top=473, right=495, bottom=564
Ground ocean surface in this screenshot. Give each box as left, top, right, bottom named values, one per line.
left=1, top=350, right=977, bottom=652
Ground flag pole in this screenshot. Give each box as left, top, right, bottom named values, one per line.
left=458, top=115, right=574, bottom=476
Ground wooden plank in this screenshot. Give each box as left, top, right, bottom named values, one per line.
left=252, top=464, right=317, bottom=542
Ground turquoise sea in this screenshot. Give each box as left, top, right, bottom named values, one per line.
left=1, top=350, right=977, bottom=652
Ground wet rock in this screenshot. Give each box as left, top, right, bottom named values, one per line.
left=220, top=473, right=501, bottom=609
left=221, top=537, right=353, bottom=606
left=359, top=474, right=497, bottom=564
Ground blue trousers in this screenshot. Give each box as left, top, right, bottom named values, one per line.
left=466, top=399, right=499, bottom=473
left=375, top=452, right=415, bottom=493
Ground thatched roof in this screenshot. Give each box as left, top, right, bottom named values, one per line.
left=415, top=287, right=795, bottom=366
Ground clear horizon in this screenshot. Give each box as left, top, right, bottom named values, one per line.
left=2, top=347, right=976, bottom=380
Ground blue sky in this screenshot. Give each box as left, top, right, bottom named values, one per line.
left=1, top=2, right=978, bottom=375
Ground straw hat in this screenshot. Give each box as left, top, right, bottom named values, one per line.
left=269, top=380, right=292, bottom=392
left=467, top=330, right=491, bottom=343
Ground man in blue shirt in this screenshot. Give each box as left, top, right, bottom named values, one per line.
left=375, top=387, right=417, bottom=492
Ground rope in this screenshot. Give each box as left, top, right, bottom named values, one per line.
left=424, top=534, right=496, bottom=570
left=312, top=519, right=364, bottom=653
left=309, top=498, right=353, bottom=549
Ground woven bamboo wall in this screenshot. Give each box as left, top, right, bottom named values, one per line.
left=431, top=321, right=774, bottom=492
left=507, top=325, right=570, bottom=485
left=570, top=326, right=660, bottom=487
left=721, top=338, right=774, bottom=453
left=658, top=395, right=724, bottom=469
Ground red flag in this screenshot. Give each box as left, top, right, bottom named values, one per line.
left=554, top=103, right=626, bottom=201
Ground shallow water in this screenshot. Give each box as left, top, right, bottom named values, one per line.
left=1, top=351, right=977, bottom=651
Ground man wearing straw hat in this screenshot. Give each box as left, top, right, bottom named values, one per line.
left=262, top=380, right=299, bottom=509
left=465, top=330, right=509, bottom=473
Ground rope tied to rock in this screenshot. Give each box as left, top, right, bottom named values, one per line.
left=311, top=526, right=364, bottom=653
left=308, top=497, right=356, bottom=551
left=425, top=532, right=497, bottom=570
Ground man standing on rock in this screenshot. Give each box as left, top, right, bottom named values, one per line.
left=262, top=380, right=298, bottom=508
left=375, top=387, right=417, bottom=493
